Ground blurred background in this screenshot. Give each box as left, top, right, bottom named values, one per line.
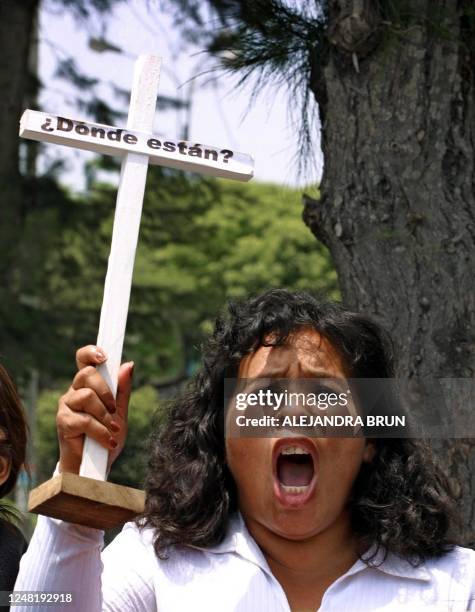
left=1, top=0, right=473, bottom=544
left=1, top=0, right=336, bottom=533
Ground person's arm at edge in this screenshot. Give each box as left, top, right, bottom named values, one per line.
left=14, top=513, right=156, bottom=612
left=14, top=513, right=103, bottom=612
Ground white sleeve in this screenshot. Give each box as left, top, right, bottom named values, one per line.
left=469, top=553, right=475, bottom=612
left=14, top=516, right=156, bottom=612
left=101, top=522, right=157, bottom=611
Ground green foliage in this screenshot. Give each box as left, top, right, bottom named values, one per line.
left=35, top=167, right=337, bottom=384
left=0, top=177, right=90, bottom=381
left=36, top=387, right=62, bottom=484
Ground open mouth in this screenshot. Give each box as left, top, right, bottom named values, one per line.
left=273, top=439, right=317, bottom=506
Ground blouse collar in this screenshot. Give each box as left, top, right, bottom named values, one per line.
left=202, top=512, right=431, bottom=582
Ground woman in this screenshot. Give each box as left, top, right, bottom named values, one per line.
left=15, top=290, right=475, bottom=611
left=0, top=364, right=28, bottom=592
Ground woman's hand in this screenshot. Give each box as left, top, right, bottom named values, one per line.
left=56, top=345, right=134, bottom=474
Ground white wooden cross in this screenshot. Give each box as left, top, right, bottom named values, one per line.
left=20, top=55, right=254, bottom=528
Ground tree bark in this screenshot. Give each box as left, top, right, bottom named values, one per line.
left=0, top=0, right=38, bottom=291
left=304, top=0, right=475, bottom=545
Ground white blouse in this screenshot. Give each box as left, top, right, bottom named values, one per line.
left=15, top=512, right=475, bottom=611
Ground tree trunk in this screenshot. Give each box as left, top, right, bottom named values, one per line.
left=0, top=0, right=38, bottom=292
left=304, top=0, right=475, bottom=545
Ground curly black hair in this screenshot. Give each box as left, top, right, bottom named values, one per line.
left=141, top=289, right=460, bottom=564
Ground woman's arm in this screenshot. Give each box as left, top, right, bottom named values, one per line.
left=14, top=515, right=103, bottom=612
left=14, top=516, right=156, bottom=612
left=14, top=345, right=153, bottom=610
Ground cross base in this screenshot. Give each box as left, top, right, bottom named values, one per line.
left=28, top=473, right=145, bottom=530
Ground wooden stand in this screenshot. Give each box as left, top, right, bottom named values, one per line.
left=28, top=473, right=145, bottom=530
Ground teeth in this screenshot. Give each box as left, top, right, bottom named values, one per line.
left=281, top=446, right=310, bottom=456
left=281, top=485, right=309, bottom=494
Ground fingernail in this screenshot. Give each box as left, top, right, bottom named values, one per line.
left=95, top=347, right=107, bottom=362
left=109, top=437, right=118, bottom=449
left=129, top=361, right=135, bottom=376
left=109, top=420, right=121, bottom=433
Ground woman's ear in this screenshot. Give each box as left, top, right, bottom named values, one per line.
left=363, top=440, right=376, bottom=463
left=0, top=455, right=11, bottom=487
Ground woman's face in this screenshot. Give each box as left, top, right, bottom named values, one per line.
left=225, top=327, right=375, bottom=540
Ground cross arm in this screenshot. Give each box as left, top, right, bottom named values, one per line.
left=20, top=110, right=254, bottom=181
